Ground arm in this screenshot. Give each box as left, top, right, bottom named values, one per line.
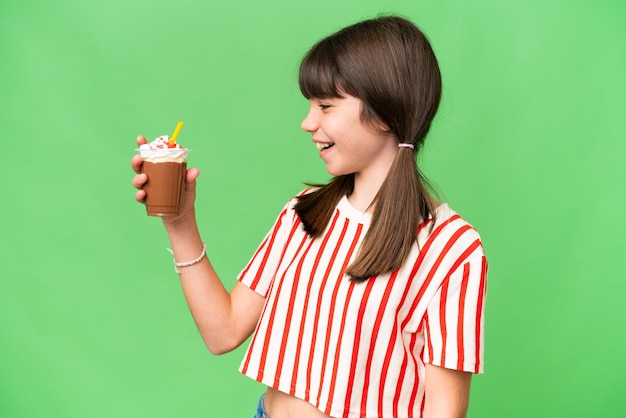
left=423, top=364, right=472, bottom=418
left=131, top=136, right=265, bottom=354
left=162, top=215, right=265, bottom=354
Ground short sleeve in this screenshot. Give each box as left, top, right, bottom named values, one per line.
left=422, top=244, right=488, bottom=374
left=237, top=198, right=299, bottom=297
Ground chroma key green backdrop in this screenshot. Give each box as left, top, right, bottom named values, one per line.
left=1, top=0, right=624, bottom=417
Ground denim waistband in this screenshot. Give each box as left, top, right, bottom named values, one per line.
left=254, top=393, right=269, bottom=418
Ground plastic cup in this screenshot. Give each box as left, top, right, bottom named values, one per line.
left=139, top=148, right=189, bottom=217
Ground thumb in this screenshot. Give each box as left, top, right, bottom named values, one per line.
left=185, top=167, right=200, bottom=192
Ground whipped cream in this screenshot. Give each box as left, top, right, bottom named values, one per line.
left=139, top=135, right=188, bottom=162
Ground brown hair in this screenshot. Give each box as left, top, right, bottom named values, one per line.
left=295, top=15, right=442, bottom=282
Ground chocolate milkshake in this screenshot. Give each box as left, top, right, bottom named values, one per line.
left=139, top=135, right=189, bottom=217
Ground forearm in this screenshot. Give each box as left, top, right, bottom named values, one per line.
left=163, top=215, right=250, bottom=354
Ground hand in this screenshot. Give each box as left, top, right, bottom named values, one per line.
left=130, top=135, right=201, bottom=224
left=130, top=135, right=149, bottom=203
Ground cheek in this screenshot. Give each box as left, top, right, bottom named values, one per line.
left=328, top=118, right=361, bottom=141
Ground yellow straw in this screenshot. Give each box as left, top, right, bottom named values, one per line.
left=170, top=121, right=184, bottom=145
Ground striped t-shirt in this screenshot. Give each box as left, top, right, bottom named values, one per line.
left=238, top=194, right=487, bottom=418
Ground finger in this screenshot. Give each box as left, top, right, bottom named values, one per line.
left=135, top=189, right=146, bottom=203
left=186, top=167, right=200, bottom=183
left=131, top=155, right=144, bottom=174
left=131, top=173, right=148, bottom=189
left=136, top=135, right=148, bottom=146
left=183, top=168, right=200, bottom=194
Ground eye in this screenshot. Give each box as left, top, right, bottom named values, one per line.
left=319, top=103, right=331, bottom=110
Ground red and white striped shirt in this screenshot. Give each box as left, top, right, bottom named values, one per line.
left=238, top=194, right=487, bottom=418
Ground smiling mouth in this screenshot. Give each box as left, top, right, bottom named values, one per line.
left=316, top=142, right=335, bottom=151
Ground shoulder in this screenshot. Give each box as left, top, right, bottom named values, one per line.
left=420, top=203, right=486, bottom=260
left=431, top=203, right=482, bottom=239
left=284, top=186, right=326, bottom=210
left=278, top=188, right=319, bottom=220
left=295, top=186, right=320, bottom=199
left=286, top=187, right=318, bottom=207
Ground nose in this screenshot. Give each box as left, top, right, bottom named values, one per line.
left=300, top=104, right=318, bottom=132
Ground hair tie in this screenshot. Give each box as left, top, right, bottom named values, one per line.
left=398, top=143, right=414, bottom=149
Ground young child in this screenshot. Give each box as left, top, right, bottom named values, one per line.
left=131, top=15, right=487, bottom=418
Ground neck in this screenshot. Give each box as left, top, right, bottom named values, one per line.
left=348, top=169, right=388, bottom=213
left=346, top=133, right=400, bottom=213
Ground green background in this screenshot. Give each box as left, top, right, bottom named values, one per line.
left=1, top=0, right=624, bottom=416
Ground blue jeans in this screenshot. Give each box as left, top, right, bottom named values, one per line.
left=253, top=393, right=269, bottom=418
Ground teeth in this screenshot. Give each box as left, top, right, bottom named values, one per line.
left=316, top=142, right=334, bottom=150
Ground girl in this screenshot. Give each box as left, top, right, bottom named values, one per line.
left=131, top=15, right=487, bottom=418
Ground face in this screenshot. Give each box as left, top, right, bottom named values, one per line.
left=301, top=94, right=398, bottom=181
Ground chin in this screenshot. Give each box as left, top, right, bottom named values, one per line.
left=326, top=169, right=346, bottom=177
left=324, top=166, right=351, bottom=177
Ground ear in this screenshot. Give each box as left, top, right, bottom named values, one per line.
left=377, top=121, right=391, bottom=132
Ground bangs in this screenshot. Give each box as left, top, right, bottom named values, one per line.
left=298, top=38, right=347, bottom=99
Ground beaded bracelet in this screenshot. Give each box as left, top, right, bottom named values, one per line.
left=167, top=243, right=207, bottom=274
